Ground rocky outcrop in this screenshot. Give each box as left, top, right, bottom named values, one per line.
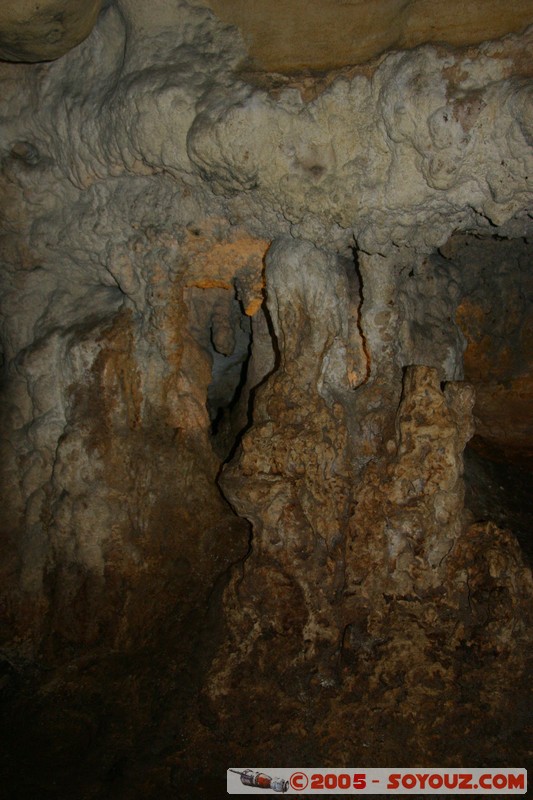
left=206, top=0, right=533, bottom=71
left=3, top=1, right=532, bottom=67
left=0, top=0, right=103, bottom=62
left=203, top=244, right=532, bottom=765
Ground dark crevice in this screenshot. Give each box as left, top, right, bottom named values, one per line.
left=208, top=323, right=252, bottom=438
left=350, top=244, right=371, bottom=385
left=441, top=232, right=533, bottom=565
left=464, top=444, right=533, bottom=566
left=216, top=287, right=280, bottom=469
left=207, top=260, right=282, bottom=601
left=206, top=289, right=252, bottom=442
left=211, top=286, right=282, bottom=587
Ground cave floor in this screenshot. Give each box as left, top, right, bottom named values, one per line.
left=1, top=450, right=532, bottom=799
left=1, top=632, right=531, bottom=799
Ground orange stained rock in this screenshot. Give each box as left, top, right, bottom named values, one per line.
left=188, top=278, right=233, bottom=290
left=184, top=226, right=269, bottom=316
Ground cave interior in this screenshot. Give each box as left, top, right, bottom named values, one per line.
left=0, top=1, right=532, bottom=797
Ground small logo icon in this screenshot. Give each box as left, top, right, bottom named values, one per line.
left=229, top=769, right=289, bottom=793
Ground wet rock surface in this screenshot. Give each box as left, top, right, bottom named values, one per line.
left=0, top=2, right=532, bottom=796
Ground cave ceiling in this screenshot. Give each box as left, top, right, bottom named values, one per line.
left=205, top=0, right=533, bottom=72
left=2, top=0, right=533, bottom=68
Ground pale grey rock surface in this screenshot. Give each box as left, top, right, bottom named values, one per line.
left=2, top=3, right=531, bottom=253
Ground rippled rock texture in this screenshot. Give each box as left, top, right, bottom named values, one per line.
left=0, top=1, right=532, bottom=796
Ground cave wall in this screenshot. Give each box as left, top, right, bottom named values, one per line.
left=3, top=0, right=533, bottom=68
left=0, top=0, right=104, bottom=62
left=0, top=0, right=532, bottom=791
left=205, top=0, right=533, bottom=71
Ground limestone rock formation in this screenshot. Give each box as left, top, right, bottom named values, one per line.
left=0, top=0, right=103, bottom=62
left=188, top=29, right=533, bottom=253
left=0, top=1, right=532, bottom=795
left=206, top=0, right=533, bottom=71
left=3, top=1, right=532, bottom=68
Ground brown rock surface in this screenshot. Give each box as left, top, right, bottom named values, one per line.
left=205, top=0, right=533, bottom=71
left=451, top=235, right=533, bottom=466
left=3, top=0, right=532, bottom=67
left=203, top=240, right=532, bottom=767
left=0, top=0, right=102, bottom=62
